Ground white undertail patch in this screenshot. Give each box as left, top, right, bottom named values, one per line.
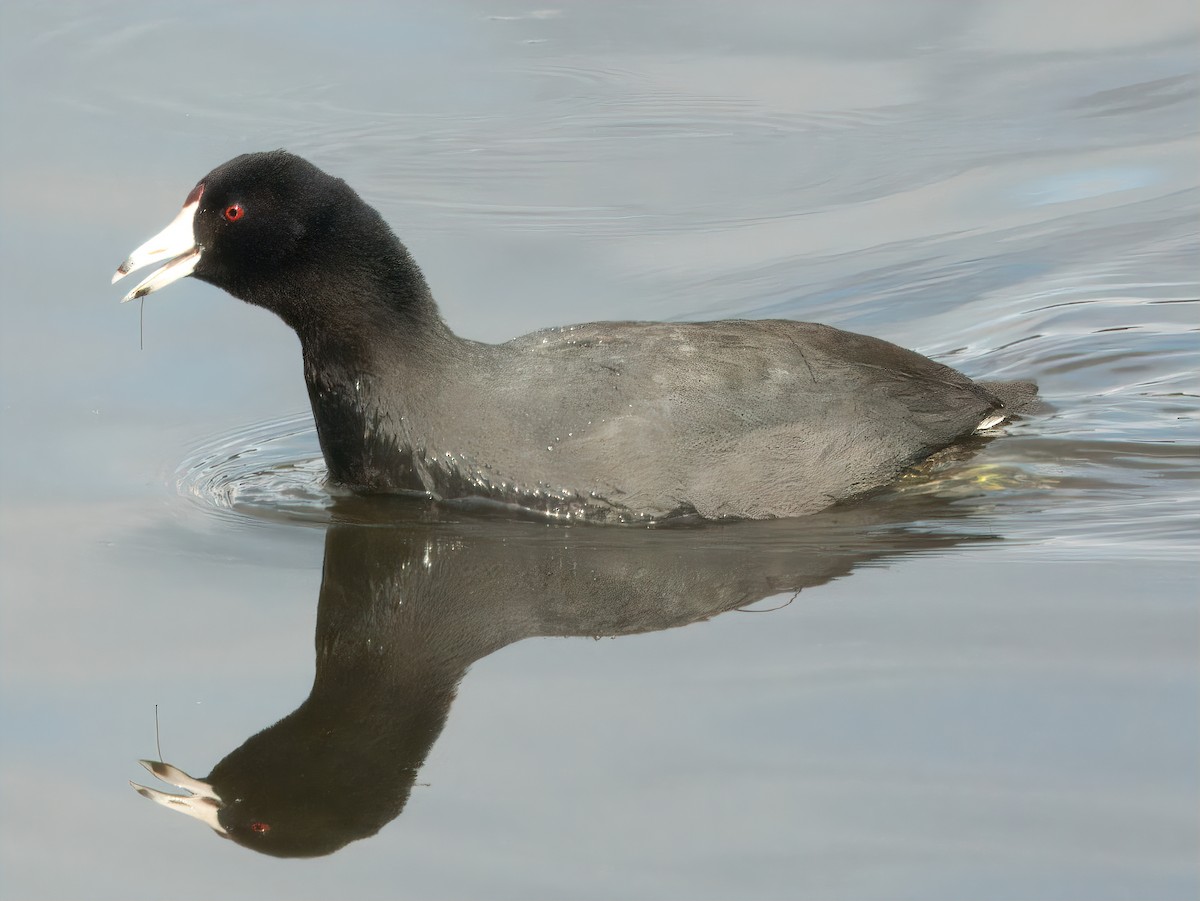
left=975, top=412, right=1007, bottom=431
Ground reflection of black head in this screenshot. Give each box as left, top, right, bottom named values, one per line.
left=139, top=491, right=991, bottom=857
left=207, top=525, right=477, bottom=858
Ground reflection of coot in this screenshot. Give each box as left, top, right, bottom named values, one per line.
left=133, top=492, right=991, bottom=857
left=114, top=150, right=1036, bottom=521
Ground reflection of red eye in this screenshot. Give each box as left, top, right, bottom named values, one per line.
left=250, top=821, right=271, bottom=834
left=224, top=204, right=245, bottom=222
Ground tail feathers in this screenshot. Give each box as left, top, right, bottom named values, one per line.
left=980, top=379, right=1040, bottom=414
left=974, top=379, right=1042, bottom=431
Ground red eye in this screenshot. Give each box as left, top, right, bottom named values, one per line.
left=224, top=204, right=245, bottom=222
left=250, top=821, right=271, bottom=834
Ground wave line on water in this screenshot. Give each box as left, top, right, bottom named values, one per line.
left=174, top=412, right=334, bottom=528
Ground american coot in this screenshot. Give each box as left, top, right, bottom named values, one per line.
left=113, top=151, right=1036, bottom=522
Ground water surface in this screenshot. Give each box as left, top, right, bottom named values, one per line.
left=1, top=2, right=1197, bottom=899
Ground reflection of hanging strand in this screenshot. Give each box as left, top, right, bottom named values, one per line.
left=155, top=703, right=163, bottom=762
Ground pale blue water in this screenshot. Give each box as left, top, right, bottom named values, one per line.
left=1, top=2, right=1197, bottom=899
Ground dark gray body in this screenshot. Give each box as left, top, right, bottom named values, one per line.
left=306, top=317, right=1024, bottom=521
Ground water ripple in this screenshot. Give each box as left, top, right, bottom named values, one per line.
left=174, top=413, right=334, bottom=528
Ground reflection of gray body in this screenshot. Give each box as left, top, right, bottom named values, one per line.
left=114, top=151, right=1037, bottom=521
left=133, top=494, right=989, bottom=857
